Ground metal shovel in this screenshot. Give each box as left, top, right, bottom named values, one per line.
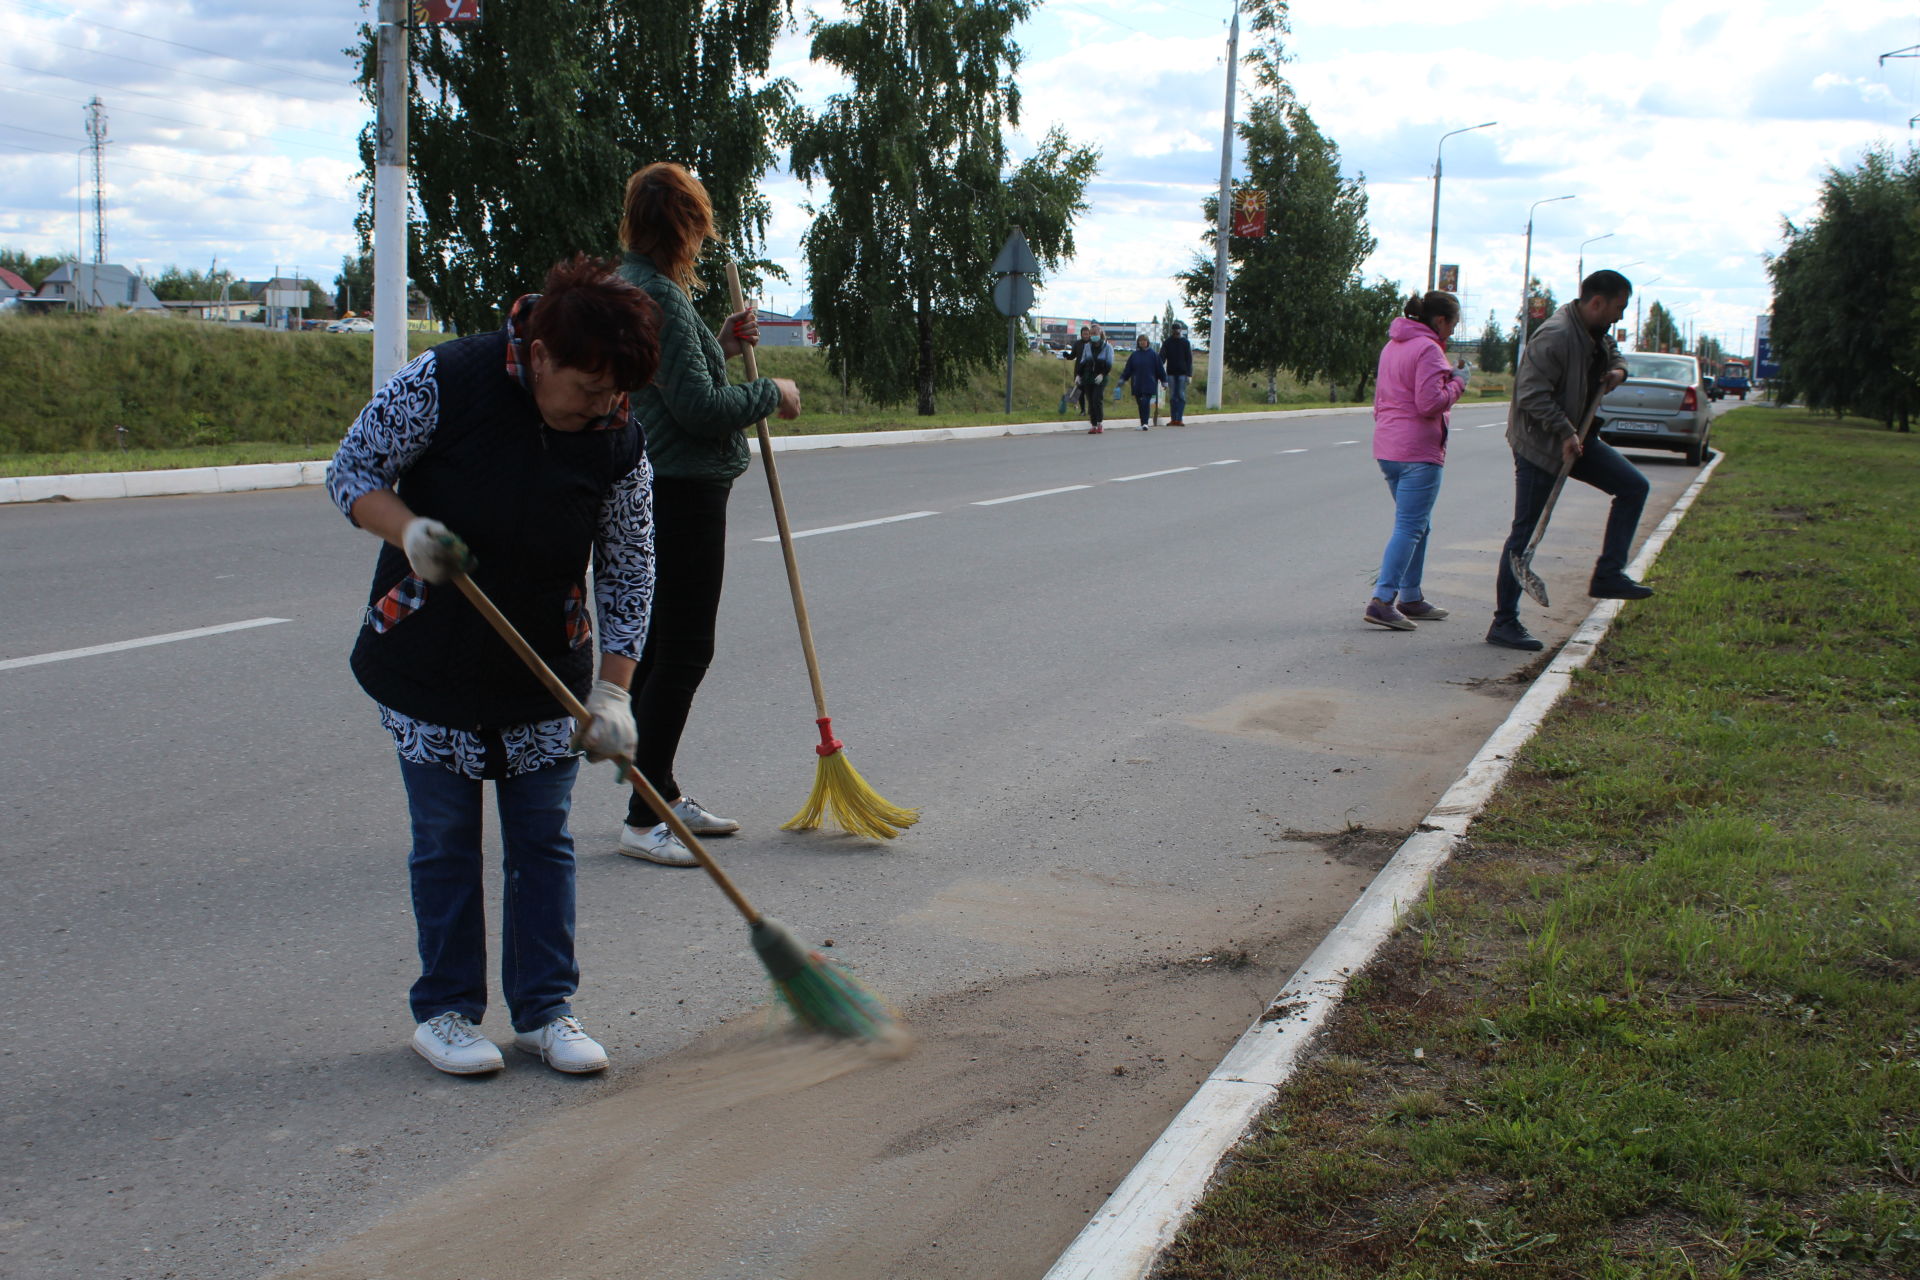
left=1509, top=389, right=1604, bottom=606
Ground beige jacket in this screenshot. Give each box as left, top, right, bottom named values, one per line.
left=1507, top=301, right=1626, bottom=474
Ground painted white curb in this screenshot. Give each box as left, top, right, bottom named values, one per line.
left=1043, top=450, right=1725, bottom=1280
left=0, top=406, right=1379, bottom=505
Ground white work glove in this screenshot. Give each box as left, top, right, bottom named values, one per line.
left=1452, top=361, right=1474, bottom=385
left=576, top=679, right=636, bottom=764
left=401, top=517, right=476, bottom=584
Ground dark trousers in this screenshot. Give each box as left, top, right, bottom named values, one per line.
left=1494, top=439, right=1650, bottom=623
left=1080, top=375, right=1105, bottom=425
left=1134, top=393, right=1155, bottom=424
left=400, top=755, right=581, bottom=1033
left=625, top=476, right=731, bottom=827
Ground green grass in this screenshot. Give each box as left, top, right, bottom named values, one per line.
left=1156, top=407, right=1920, bottom=1279
left=0, top=310, right=1382, bottom=472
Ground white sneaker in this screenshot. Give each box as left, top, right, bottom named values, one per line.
left=514, top=1014, right=608, bottom=1073
left=670, top=795, right=739, bottom=835
left=412, top=1012, right=504, bottom=1075
left=619, top=822, right=700, bottom=866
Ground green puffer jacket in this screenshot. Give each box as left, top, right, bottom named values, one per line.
left=618, top=252, right=780, bottom=484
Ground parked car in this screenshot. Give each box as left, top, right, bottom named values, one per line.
left=327, top=317, right=375, bottom=333
left=1596, top=352, right=1714, bottom=467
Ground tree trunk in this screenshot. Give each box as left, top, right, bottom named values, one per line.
left=916, top=294, right=936, bottom=415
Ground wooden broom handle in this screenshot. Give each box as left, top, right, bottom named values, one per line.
left=725, top=262, right=831, bottom=721
left=450, top=572, right=762, bottom=924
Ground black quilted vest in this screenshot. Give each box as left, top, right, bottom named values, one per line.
left=350, top=330, right=642, bottom=730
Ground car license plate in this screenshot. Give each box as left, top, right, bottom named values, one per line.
left=1608, top=420, right=1662, bottom=432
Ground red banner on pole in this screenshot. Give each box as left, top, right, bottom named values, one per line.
left=1231, top=190, right=1267, bottom=239
left=413, top=0, right=483, bottom=22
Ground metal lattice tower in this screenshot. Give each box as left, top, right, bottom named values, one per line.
left=85, top=97, right=108, bottom=263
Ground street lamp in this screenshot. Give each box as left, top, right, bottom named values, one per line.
left=1427, top=121, right=1497, bottom=292
left=1515, top=194, right=1575, bottom=371
left=1576, top=232, right=1614, bottom=290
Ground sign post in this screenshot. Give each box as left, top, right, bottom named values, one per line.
left=991, top=226, right=1040, bottom=414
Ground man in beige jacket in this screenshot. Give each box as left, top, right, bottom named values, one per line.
left=1489, top=270, right=1651, bottom=651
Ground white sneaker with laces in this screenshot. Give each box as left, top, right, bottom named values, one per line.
left=670, top=795, right=739, bottom=835
left=619, top=822, right=700, bottom=866
left=412, top=1012, right=504, bottom=1075
left=514, top=1014, right=609, bottom=1073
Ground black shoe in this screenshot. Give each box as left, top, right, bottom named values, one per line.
left=1589, top=573, right=1654, bottom=600
left=1486, top=619, right=1545, bottom=651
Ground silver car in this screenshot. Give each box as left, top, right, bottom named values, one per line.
left=1597, top=353, right=1713, bottom=466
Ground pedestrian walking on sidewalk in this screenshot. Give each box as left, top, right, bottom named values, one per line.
left=1160, top=321, right=1193, bottom=424
left=1075, top=323, right=1114, bottom=433
left=326, top=254, right=663, bottom=1077
left=613, top=161, right=802, bottom=865
left=1488, top=270, right=1650, bottom=652
left=1365, top=291, right=1467, bottom=631
left=1120, top=333, right=1167, bottom=429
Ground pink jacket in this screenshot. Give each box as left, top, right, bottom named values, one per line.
left=1372, top=316, right=1464, bottom=465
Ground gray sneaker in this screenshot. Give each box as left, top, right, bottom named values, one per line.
left=1364, top=598, right=1416, bottom=631
left=412, top=1012, right=504, bottom=1075
left=619, top=822, right=700, bottom=866
left=670, top=795, right=739, bottom=835
left=1396, top=598, right=1450, bottom=621
left=513, top=1015, right=608, bottom=1074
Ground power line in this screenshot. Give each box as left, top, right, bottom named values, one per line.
left=0, top=0, right=352, bottom=87
left=0, top=132, right=356, bottom=203
left=8, top=29, right=354, bottom=108
left=0, top=59, right=365, bottom=150
left=0, top=83, right=361, bottom=160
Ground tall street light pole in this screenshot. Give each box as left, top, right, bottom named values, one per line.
left=372, top=0, right=409, bottom=393
left=1515, top=195, right=1575, bottom=374
left=1427, top=121, right=1496, bottom=292
left=1205, top=5, right=1240, bottom=411
left=1576, top=232, right=1614, bottom=291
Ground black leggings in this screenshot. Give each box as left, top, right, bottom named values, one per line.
left=625, top=476, right=731, bottom=826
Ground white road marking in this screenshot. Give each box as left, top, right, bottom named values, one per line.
left=1111, top=467, right=1198, bottom=483
left=0, top=617, right=290, bottom=672
left=973, top=485, right=1092, bottom=506
left=1333, top=439, right=1360, bottom=446
left=1279, top=448, right=1308, bottom=454
left=1206, top=459, right=1240, bottom=466
left=757, top=511, right=938, bottom=541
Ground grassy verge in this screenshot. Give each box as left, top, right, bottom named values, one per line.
left=1157, top=407, right=1920, bottom=1279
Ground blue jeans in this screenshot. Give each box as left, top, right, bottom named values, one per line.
left=1167, top=375, right=1189, bottom=421
left=399, top=754, right=581, bottom=1033
left=1375, top=460, right=1444, bottom=602
left=1494, top=439, right=1650, bottom=623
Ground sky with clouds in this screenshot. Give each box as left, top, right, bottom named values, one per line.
left=1, top=0, right=1915, bottom=356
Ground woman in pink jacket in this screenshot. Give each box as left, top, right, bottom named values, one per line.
left=1365, top=291, right=1468, bottom=630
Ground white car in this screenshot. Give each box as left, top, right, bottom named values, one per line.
left=327, top=317, right=375, bottom=333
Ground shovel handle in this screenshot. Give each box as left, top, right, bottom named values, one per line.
left=1519, top=387, right=1606, bottom=558
left=449, top=572, right=762, bottom=924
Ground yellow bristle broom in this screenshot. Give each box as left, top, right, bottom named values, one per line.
left=726, top=262, right=918, bottom=840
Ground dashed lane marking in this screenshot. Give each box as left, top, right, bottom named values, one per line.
left=756, top=511, right=939, bottom=541
left=1, top=617, right=291, bottom=672
left=1110, top=467, right=1200, bottom=483
left=972, top=485, right=1093, bottom=506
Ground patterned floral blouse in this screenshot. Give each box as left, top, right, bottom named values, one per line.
left=327, top=304, right=654, bottom=779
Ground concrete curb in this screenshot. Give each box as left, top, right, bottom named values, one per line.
left=0, top=407, right=1375, bottom=505
left=1042, top=450, right=1725, bottom=1280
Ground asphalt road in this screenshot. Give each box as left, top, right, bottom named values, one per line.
left=0, top=403, right=1712, bottom=1278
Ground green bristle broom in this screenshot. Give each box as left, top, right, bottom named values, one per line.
left=452, top=572, right=896, bottom=1041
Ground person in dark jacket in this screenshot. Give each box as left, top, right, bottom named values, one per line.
left=1075, top=323, right=1114, bottom=433
left=1160, top=322, right=1193, bottom=424
left=614, top=162, right=801, bottom=866
left=1119, top=333, right=1166, bottom=429
left=326, top=255, right=663, bottom=1077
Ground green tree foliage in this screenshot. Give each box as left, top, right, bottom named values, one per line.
left=1769, top=145, right=1920, bottom=430
left=1641, top=300, right=1681, bottom=353
left=0, top=248, right=70, bottom=289
left=789, top=0, right=1096, bottom=414
left=149, top=265, right=236, bottom=302
left=333, top=251, right=374, bottom=316
left=1477, top=309, right=1509, bottom=375
left=1692, top=333, right=1725, bottom=372
left=1321, top=277, right=1403, bottom=401
left=356, top=0, right=793, bottom=334
left=1177, top=0, right=1375, bottom=391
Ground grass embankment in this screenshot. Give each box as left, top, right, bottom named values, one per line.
left=0, top=310, right=1383, bottom=476
left=1159, top=407, right=1920, bottom=1279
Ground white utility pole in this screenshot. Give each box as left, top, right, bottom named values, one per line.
left=372, top=0, right=409, bottom=391
left=1205, top=7, right=1239, bottom=411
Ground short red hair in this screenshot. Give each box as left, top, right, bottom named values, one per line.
left=618, top=162, right=715, bottom=294
left=525, top=254, right=661, bottom=391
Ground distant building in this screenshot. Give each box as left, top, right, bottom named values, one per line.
left=755, top=309, right=815, bottom=348
left=0, top=267, right=31, bottom=300
left=28, top=263, right=164, bottom=312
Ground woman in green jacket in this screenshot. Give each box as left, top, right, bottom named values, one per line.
left=614, top=162, right=801, bottom=865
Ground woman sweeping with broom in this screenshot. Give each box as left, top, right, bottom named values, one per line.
left=613, top=162, right=802, bottom=866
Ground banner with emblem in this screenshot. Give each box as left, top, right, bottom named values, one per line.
left=413, top=0, right=483, bottom=22
left=1231, top=189, right=1268, bottom=239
